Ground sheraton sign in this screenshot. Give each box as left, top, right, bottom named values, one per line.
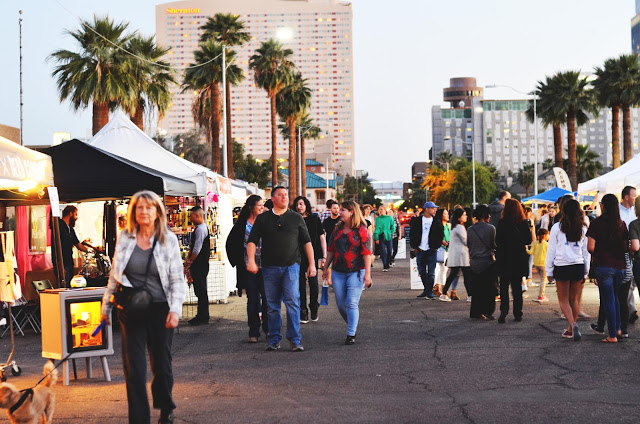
left=166, top=7, right=201, bottom=14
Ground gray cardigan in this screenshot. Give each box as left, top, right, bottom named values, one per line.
left=101, top=230, right=187, bottom=317
left=446, top=224, right=470, bottom=267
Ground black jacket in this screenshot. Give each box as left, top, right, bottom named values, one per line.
left=495, top=219, right=533, bottom=277
left=409, top=215, right=444, bottom=251
left=225, top=219, right=246, bottom=268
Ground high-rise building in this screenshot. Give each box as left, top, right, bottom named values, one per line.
left=632, top=0, right=640, bottom=54
left=432, top=77, right=640, bottom=177
left=156, top=0, right=355, bottom=175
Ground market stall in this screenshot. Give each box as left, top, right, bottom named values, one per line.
left=577, top=153, right=640, bottom=195
left=0, top=136, right=54, bottom=380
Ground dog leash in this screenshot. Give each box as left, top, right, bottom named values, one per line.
left=8, top=351, right=74, bottom=414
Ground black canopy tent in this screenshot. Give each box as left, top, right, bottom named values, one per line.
left=42, top=139, right=197, bottom=202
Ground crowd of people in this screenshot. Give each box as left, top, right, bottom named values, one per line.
left=412, top=186, right=640, bottom=343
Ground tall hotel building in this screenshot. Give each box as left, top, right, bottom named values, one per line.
left=633, top=0, right=640, bottom=54
left=156, top=0, right=355, bottom=175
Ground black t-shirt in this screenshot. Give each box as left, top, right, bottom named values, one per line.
left=303, top=214, right=325, bottom=260
left=248, top=209, right=311, bottom=267
left=55, top=220, right=80, bottom=268
left=322, top=216, right=341, bottom=243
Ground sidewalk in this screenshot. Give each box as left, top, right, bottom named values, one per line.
left=1, top=258, right=640, bottom=423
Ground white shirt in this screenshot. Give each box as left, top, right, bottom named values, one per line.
left=418, top=216, right=433, bottom=251
left=620, top=203, right=636, bottom=228
left=545, top=223, right=590, bottom=278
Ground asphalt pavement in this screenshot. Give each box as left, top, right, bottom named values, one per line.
left=2, top=257, right=640, bottom=423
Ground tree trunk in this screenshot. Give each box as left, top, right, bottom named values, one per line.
left=623, top=102, right=632, bottom=163
left=612, top=104, right=621, bottom=169
left=92, top=102, right=109, bottom=135
left=567, top=107, right=577, bottom=191
left=226, top=80, right=234, bottom=179
left=288, top=119, right=298, bottom=200
left=300, top=135, right=307, bottom=196
left=130, top=99, right=144, bottom=131
left=210, top=83, right=222, bottom=172
left=553, top=124, right=563, bottom=169
left=270, top=94, right=278, bottom=188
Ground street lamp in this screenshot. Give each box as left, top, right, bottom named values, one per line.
left=485, top=84, right=539, bottom=196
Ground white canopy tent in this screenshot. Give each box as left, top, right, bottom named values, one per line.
left=577, top=153, right=640, bottom=195
left=88, top=111, right=216, bottom=196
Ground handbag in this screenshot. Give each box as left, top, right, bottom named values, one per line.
left=114, top=238, right=158, bottom=319
left=436, top=247, right=446, bottom=264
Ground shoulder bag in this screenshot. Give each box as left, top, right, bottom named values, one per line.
left=114, top=238, right=158, bottom=320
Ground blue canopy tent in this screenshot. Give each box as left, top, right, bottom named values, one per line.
left=522, top=187, right=594, bottom=204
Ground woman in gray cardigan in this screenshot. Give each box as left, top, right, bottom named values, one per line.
left=440, top=209, right=471, bottom=301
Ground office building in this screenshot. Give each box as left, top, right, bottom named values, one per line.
left=156, top=0, right=355, bottom=175
left=432, top=77, right=640, bottom=176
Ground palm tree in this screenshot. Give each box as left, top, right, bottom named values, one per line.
left=528, top=75, right=566, bottom=169
left=280, top=113, right=321, bottom=195
left=549, top=71, right=599, bottom=190
left=183, top=41, right=241, bottom=172
left=49, top=15, right=135, bottom=135
left=517, top=164, right=535, bottom=197
left=276, top=72, right=312, bottom=199
left=593, top=55, right=640, bottom=166
left=542, top=158, right=555, bottom=171
left=573, top=144, right=604, bottom=183
left=200, top=14, right=251, bottom=178
left=249, top=39, right=295, bottom=188
left=125, top=35, right=176, bottom=131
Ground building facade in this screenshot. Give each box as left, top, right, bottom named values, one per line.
left=633, top=0, right=640, bottom=54
left=156, top=0, right=355, bottom=175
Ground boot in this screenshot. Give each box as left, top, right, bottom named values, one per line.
left=432, top=285, right=442, bottom=297
left=451, top=289, right=459, bottom=300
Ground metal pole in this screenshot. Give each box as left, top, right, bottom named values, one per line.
left=533, top=95, right=538, bottom=195
left=472, top=141, right=476, bottom=208
left=221, top=44, right=228, bottom=177
left=298, top=127, right=302, bottom=195
left=19, top=10, right=24, bottom=146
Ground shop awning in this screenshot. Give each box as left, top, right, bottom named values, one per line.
left=0, top=136, right=54, bottom=202
left=42, top=139, right=197, bottom=202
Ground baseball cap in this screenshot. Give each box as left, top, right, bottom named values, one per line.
left=423, top=201, right=438, bottom=209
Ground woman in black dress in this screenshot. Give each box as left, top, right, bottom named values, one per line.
left=496, top=199, right=533, bottom=323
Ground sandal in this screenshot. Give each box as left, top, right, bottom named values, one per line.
left=601, top=337, right=618, bottom=343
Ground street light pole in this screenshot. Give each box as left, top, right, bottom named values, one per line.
left=221, top=44, right=228, bottom=177
left=298, top=127, right=302, bottom=195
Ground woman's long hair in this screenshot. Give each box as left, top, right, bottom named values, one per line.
left=555, top=194, right=574, bottom=222
left=450, top=208, right=466, bottom=229
left=337, top=201, right=367, bottom=230
left=126, top=190, right=168, bottom=244
left=435, top=208, right=447, bottom=223
left=238, top=195, right=263, bottom=222
left=501, top=198, right=526, bottom=225
left=293, top=195, right=312, bottom=217
left=559, top=199, right=586, bottom=242
left=599, top=193, right=626, bottom=243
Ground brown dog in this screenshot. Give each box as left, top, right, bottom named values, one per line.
left=0, top=362, right=57, bottom=423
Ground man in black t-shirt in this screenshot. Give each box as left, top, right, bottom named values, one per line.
left=247, top=186, right=315, bottom=352
left=52, top=205, right=90, bottom=286
left=322, top=201, right=341, bottom=243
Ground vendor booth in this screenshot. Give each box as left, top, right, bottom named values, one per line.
left=0, top=136, right=54, bottom=381
left=577, top=153, right=640, bottom=195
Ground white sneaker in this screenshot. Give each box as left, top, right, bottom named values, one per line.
left=439, top=294, right=451, bottom=302
left=466, top=297, right=472, bottom=302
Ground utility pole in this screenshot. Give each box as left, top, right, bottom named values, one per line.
left=19, top=10, right=24, bottom=146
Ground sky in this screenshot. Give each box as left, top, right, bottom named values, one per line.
left=0, top=0, right=635, bottom=183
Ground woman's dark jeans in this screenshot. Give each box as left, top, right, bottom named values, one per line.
left=499, top=273, right=524, bottom=319
left=246, top=269, right=269, bottom=338
left=299, top=258, right=319, bottom=318
left=594, top=266, right=626, bottom=338
left=379, top=235, right=393, bottom=270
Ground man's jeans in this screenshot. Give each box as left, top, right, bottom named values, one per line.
left=594, top=266, right=626, bottom=338
left=416, top=249, right=437, bottom=294
left=332, top=270, right=365, bottom=336
left=262, top=264, right=302, bottom=345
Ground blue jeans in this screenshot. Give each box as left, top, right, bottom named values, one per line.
left=332, top=270, right=365, bottom=336
left=379, top=236, right=393, bottom=269
left=246, top=270, right=269, bottom=338
left=416, top=249, right=437, bottom=294
left=262, top=264, right=302, bottom=345
left=594, top=266, right=626, bottom=338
